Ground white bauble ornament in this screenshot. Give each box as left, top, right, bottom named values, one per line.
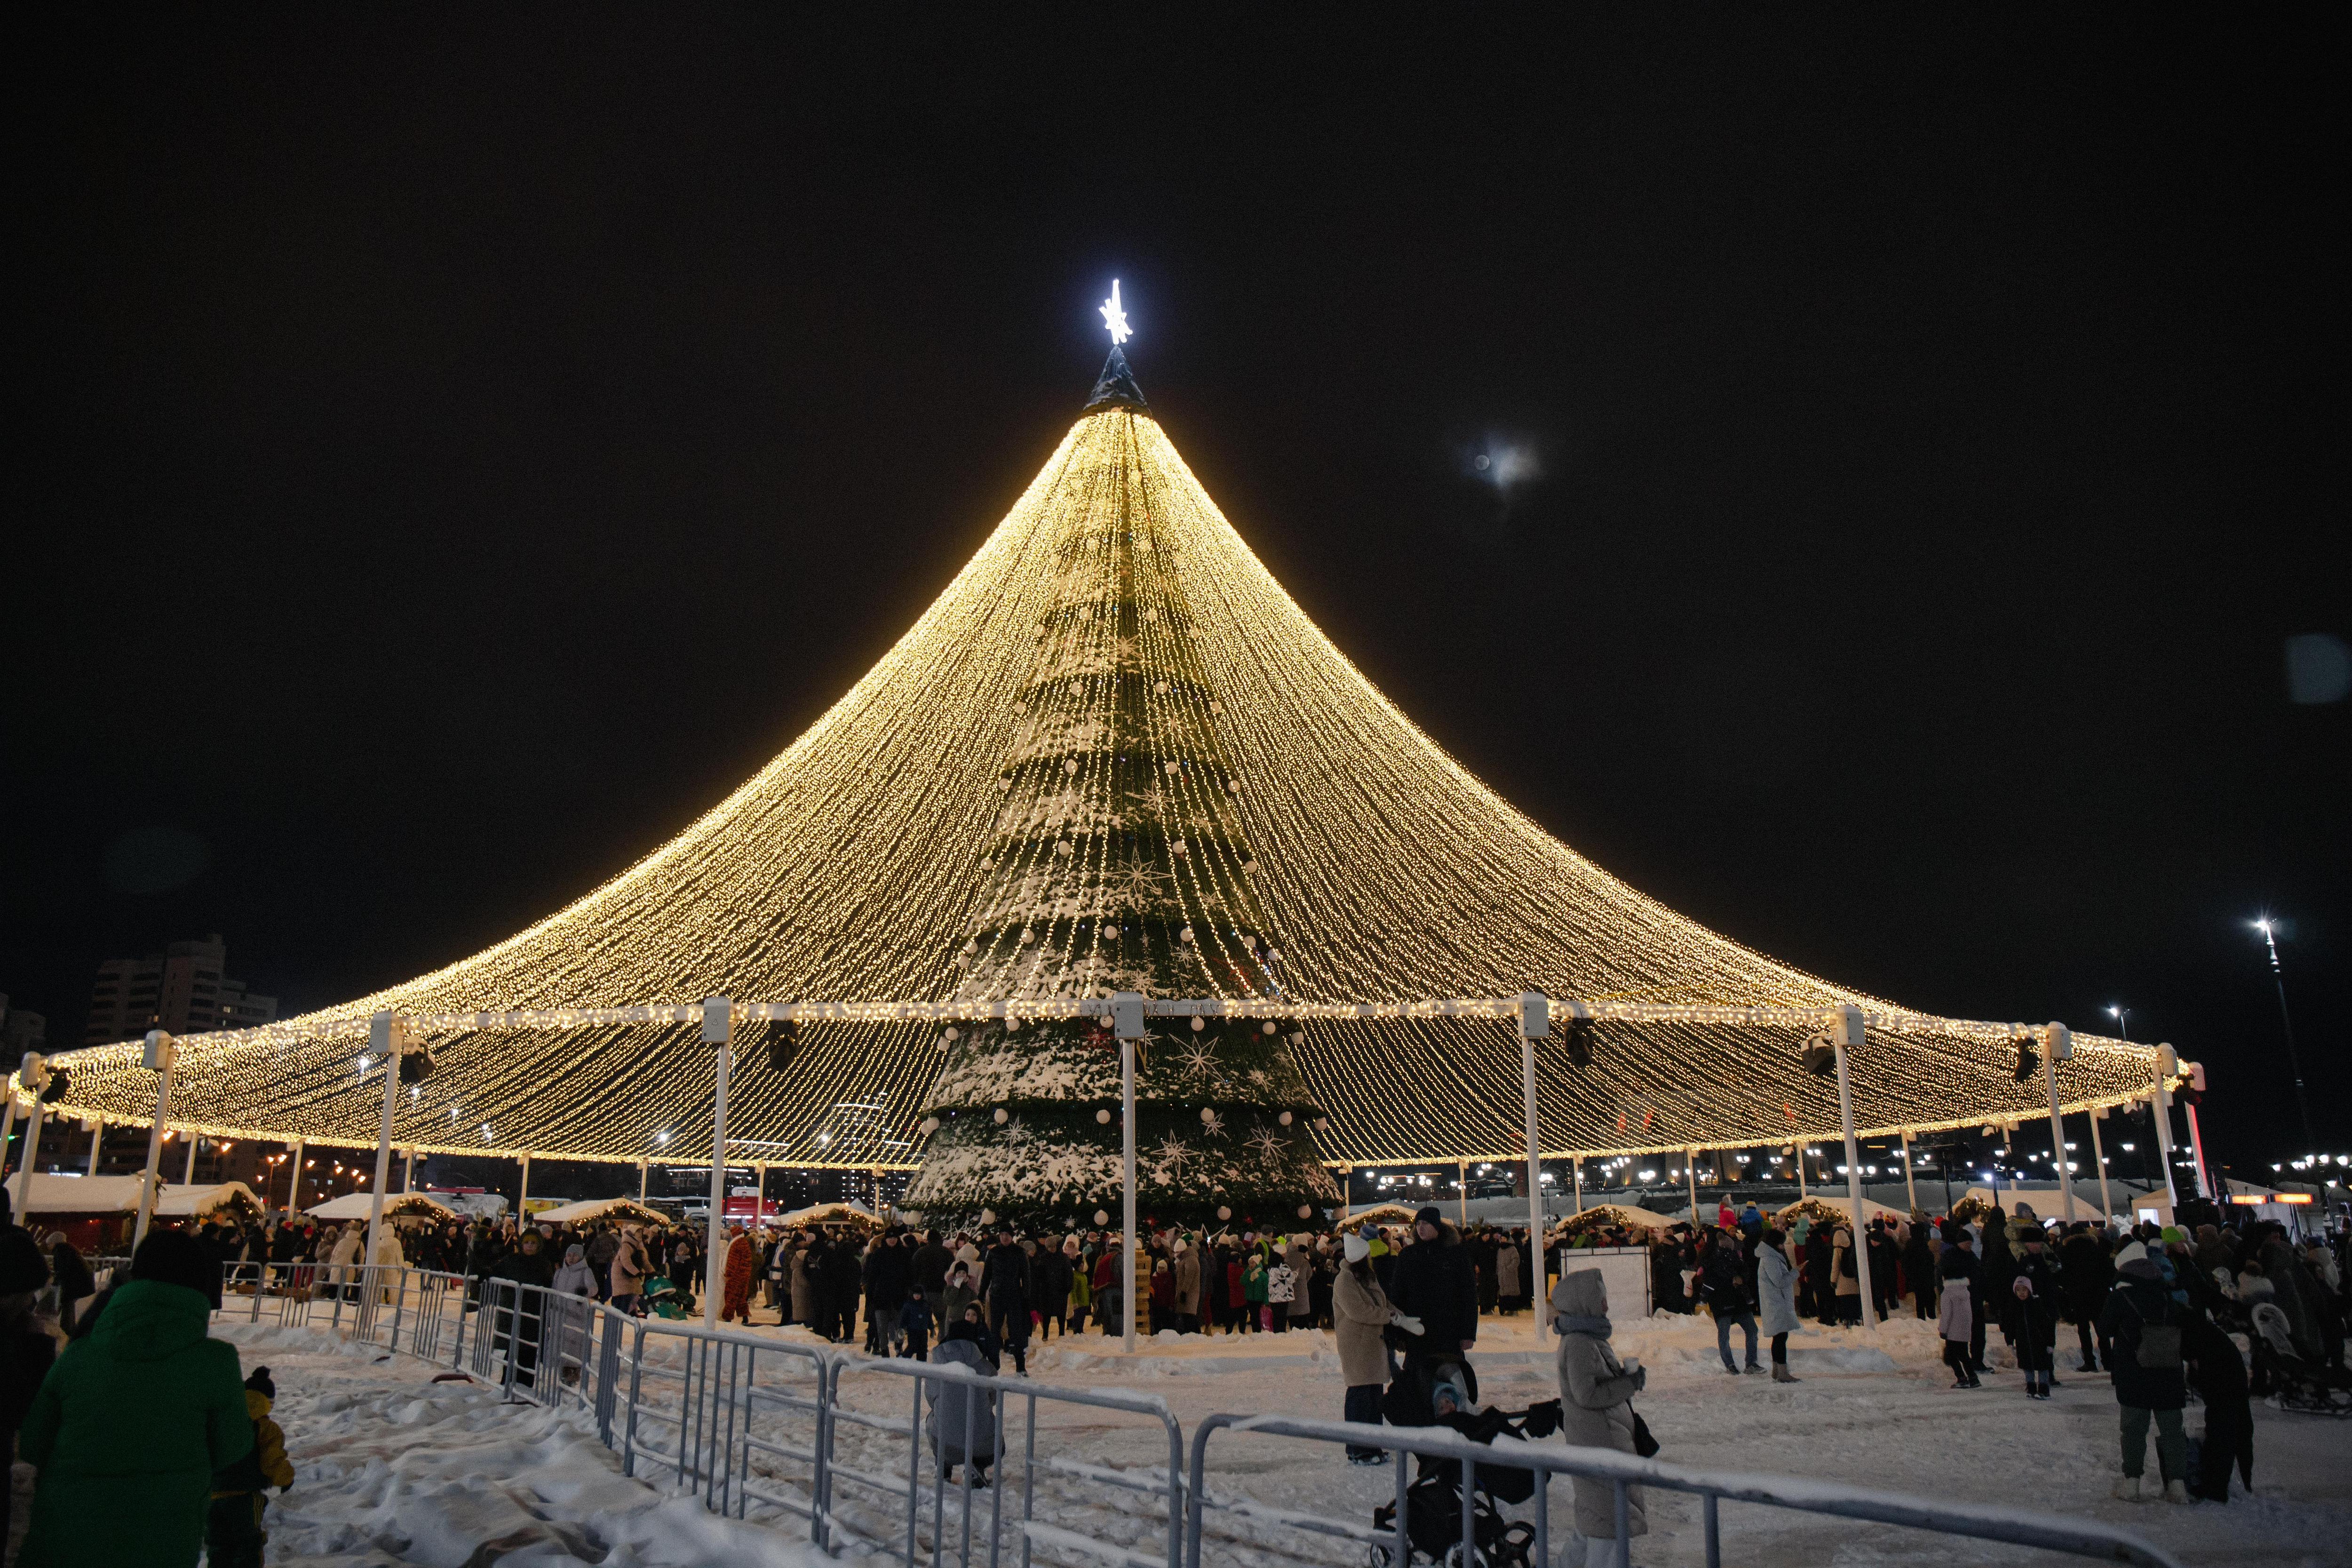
left=1191, top=1016, right=1205, bottom=1032
left=1171, top=840, right=1188, bottom=856
left=1314, top=1118, right=1330, bottom=1131
left=943, top=1027, right=959, bottom=1042
left=1278, top=1111, right=1294, bottom=1126
left=1200, top=1108, right=1216, bottom=1124
left=919, top=1117, right=940, bottom=1135
left=1063, top=758, right=1079, bottom=775
left=1096, top=1108, right=1112, bottom=1124
left=1216, top=1205, right=1232, bottom=1221
left=1210, top=701, right=1224, bottom=715
left=1261, top=1021, right=1276, bottom=1035
left=1180, top=926, right=1194, bottom=944
left=1153, top=680, right=1169, bottom=694
left=981, top=1209, right=996, bottom=1225
left=993, top=1107, right=1009, bottom=1124
left=1094, top=1210, right=1110, bottom=1226
left=1020, top=928, right=1035, bottom=944
left=1298, top=1205, right=1312, bottom=1219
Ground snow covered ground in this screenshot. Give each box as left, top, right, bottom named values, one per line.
left=135, top=1310, right=2352, bottom=1567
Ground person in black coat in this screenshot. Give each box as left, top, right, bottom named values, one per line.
left=1901, top=1224, right=1935, bottom=1320
left=2058, top=1224, right=2114, bottom=1371
left=977, top=1232, right=1032, bottom=1370
left=862, top=1233, right=913, bottom=1353
left=2100, top=1244, right=2190, bottom=1501
left=910, top=1231, right=954, bottom=1334
left=488, top=1229, right=558, bottom=1378
left=1032, top=1242, right=1073, bottom=1339
left=2183, top=1310, right=2253, bottom=1501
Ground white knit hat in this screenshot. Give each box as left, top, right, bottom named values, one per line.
left=1343, top=1232, right=1370, bottom=1262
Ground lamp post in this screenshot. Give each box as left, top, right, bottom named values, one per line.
left=700, top=996, right=733, bottom=1330
left=1517, top=993, right=1549, bottom=1343
left=133, top=1031, right=179, bottom=1250
left=2253, top=920, right=2317, bottom=1159
left=1830, top=1004, right=1877, bottom=1330
left=1112, top=993, right=1143, bottom=1354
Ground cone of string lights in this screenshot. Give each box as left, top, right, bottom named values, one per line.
left=28, top=328, right=2162, bottom=1213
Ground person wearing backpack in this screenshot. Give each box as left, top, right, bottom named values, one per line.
left=2099, top=1240, right=2190, bottom=1503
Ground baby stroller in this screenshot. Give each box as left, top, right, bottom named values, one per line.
left=1369, top=1399, right=1563, bottom=1568
left=640, top=1278, right=694, bottom=1321
left=2250, top=1302, right=2352, bottom=1417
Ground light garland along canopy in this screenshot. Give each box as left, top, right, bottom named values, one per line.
left=30, top=347, right=2168, bottom=1209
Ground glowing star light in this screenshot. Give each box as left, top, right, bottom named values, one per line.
left=1099, top=279, right=1131, bottom=344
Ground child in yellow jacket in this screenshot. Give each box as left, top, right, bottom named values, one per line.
left=208, top=1365, right=294, bottom=1568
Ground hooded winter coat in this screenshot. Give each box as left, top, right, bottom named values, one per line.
left=16, top=1279, right=254, bottom=1568
left=1756, top=1243, right=1801, bottom=1337
left=1550, top=1269, right=1646, bottom=1541
left=2099, top=1266, right=2186, bottom=1410
left=1172, top=1246, right=1202, bottom=1316
left=1333, top=1263, right=1393, bottom=1387
left=927, top=1328, right=1002, bottom=1467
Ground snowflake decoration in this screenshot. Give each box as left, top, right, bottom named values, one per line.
left=1000, top=1116, right=1032, bottom=1148
left=1199, top=1109, right=1226, bottom=1139
left=1103, top=853, right=1171, bottom=907
left=1177, top=1043, right=1221, bottom=1078
left=1246, top=1126, right=1287, bottom=1163
left=1152, top=1133, right=1193, bottom=1175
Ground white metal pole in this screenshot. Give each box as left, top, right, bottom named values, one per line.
left=1831, top=1004, right=1876, bottom=1329
left=12, top=1101, right=48, bottom=1220
left=403, top=1147, right=415, bottom=1193
left=1899, top=1130, right=1918, bottom=1214
left=1998, top=1125, right=2011, bottom=1203
left=133, top=1031, right=178, bottom=1250
left=2088, top=1106, right=2113, bottom=1222
left=0, top=1094, right=17, bottom=1192
left=363, top=1011, right=403, bottom=1292
left=284, top=1137, right=304, bottom=1214
left=1113, top=993, right=1142, bottom=1354
left=1797, top=1144, right=1807, bottom=1201
left=1572, top=1154, right=1584, bottom=1214
left=1685, top=1149, right=1700, bottom=1228
left=517, top=1152, right=532, bottom=1218
left=2149, top=1045, right=2180, bottom=1212
left=183, top=1128, right=199, bottom=1184
left=1517, top=993, right=1547, bottom=1341
left=2040, top=1025, right=2078, bottom=1224
left=702, top=997, right=733, bottom=1330
left=638, top=1157, right=649, bottom=1202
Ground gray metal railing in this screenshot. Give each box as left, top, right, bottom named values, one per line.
left=1184, top=1412, right=2179, bottom=1568
left=212, top=1264, right=2179, bottom=1568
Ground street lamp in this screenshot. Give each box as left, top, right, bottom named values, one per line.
left=2253, top=919, right=2318, bottom=1156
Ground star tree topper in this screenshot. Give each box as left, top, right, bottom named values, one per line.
left=1100, top=279, right=1132, bottom=344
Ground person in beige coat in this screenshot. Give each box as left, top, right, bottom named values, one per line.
left=1333, top=1232, right=1411, bottom=1463
left=1553, top=1268, right=1646, bottom=1562
left=1831, top=1227, right=1861, bottom=1326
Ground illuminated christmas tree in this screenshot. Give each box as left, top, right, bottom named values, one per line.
left=903, top=349, right=1337, bottom=1225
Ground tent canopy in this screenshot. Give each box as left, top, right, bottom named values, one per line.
left=18, top=1173, right=260, bottom=1219
left=1557, top=1202, right=1669, bottom=1233
left=1341, top=1202, right=1424, bottom=1229
left=529, top=1196, right=668, bottom=1226
left=306, top=1191, right=459, bottom=1222
left=775, top=1201, right=883, bottom=1231
left=1778, top=1194, right=1912, bottom=1229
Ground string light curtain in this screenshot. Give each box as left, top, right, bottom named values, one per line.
left=34, top=360, right=2158, bottom=1175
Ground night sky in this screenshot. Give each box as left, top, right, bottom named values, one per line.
left=8, top=14, right=2344, bottom=1177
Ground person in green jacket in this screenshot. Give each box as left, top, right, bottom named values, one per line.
left=16, top=1229, right=253, bottom=1568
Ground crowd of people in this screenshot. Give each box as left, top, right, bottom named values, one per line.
left=2, top=1184, right=2342, bottom=1566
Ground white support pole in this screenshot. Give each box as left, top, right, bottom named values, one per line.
left=2040, top=1024, right=2078, bottom=1224
left=1831, top=1004, right=1876, bottom=1329
left=1114, top=995, right=1142, bottom=1354
left=1685, top=1148, right=1700, bottom=1227
left=1899, top=1130, right=1918, bottom=1215
left=517, top=1152, right=532, bottom=1218
left=0, top=1094, right=17, bottom=1192
left=637, top=1158, right=649, bottom=1202
left=403, top=1147, right=416, bottom=1193
left=755, top=1161, right=769, bottom=1226
left=363, top=1011, right=404, bottom=1289
left=285, top=1137, right=305, bottom=1214
left=12, top=1100, right=48, bottom=1220
left=2088, top=1107, right=2113, bottom=1222
left=133, top=1031, right=178, bottom=1250
left=2149, top=1045, right=2180, bottom=1212
left=2183, top=1064, right=2214, bottom=1200
left=1797, top=1144, right=1808, bottom=1201
left=702, top=997, right=733, bottom=1330
left=183, top=1127, right=199, bottom=1184
left=1517, top=993, right=1547, bottom=1341
left=1571, top=1154, right=1584, bottom=1215
left=1998, top=1125, right=2011, bottom=1202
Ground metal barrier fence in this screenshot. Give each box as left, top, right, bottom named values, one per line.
left=213, top=1264, right=2177, bottom=1568
left=1185, top=1413, right=2179, bottom=1568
